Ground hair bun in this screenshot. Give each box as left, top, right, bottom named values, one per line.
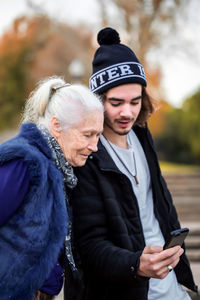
left=97, top=27, right=120, bottom=46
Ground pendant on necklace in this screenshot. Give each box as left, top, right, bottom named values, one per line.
left=134, top=175, right=139, bottom=185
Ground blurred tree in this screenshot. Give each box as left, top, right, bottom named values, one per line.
left=0, top=17, right=33, bottom=130
left=154, top=108, right=191, bottom=163
left=1, top=0, right=199, bottom=166
left=29, top=23, right=93, bottom=86
left=97, top=0, right=188, bottom=102
left=154, top=89, right=200, bottom=164
left=0, top=16, right=93, bottom=131
left=97, top=0, right=200, bottom=164
left=148, top=99, right=172, bottom=137
left=181, top=89, right=200, bottom=163
left=97, top=0, right=184, bottom=64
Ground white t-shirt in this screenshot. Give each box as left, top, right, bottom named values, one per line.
left=100, top=132, right=190, bottom=300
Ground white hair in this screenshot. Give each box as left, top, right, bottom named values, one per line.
left=22, top=76, right=104, bottom=130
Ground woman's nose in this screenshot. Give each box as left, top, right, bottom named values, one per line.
left=88, top=142, right=98, bottom=152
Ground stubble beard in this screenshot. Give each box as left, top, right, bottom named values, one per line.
left=104, top=118, right=132, bottom=136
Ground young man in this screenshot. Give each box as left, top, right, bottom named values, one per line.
left=71, top=27, right=197, bottom=300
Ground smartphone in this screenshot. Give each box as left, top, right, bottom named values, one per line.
left=163, top=228, right=189, bottom=250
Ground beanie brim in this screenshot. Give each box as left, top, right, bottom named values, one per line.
left=89, top=62, right=147, bottom=94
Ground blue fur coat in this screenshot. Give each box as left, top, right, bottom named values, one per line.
left=0, top=123, right=68, bottom=300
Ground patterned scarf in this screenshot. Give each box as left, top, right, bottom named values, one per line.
left=39, top=125, right=78, bottom=271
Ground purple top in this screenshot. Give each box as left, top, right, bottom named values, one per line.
left=0, top=159, right=30, bottom=226
left=0, top=159, right=63, bottom=295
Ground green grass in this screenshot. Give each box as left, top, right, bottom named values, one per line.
left=159, top=161, right=200, bottom=174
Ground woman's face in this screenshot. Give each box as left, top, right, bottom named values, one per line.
left=53, top=111, right=103, bottom=167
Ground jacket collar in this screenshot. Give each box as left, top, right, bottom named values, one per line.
left=90, top=140, right=119, bottom=172
left=19, top=122, right=53, bottom=159
left=90, top=125, right=148, bottom=172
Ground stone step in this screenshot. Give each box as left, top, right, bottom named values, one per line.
left=185, top=236, right=200, bottom=249
left=186, top=249, right=200, bottom=262
left=163, top=173, right=200, bottom=179
left=163, top=172, right=200, bottom=224
left=163, top=174, right=200, bottom=200
left=181, top=222, right=200, bottom=235
left=182, top=223, right=200, bottom=262
left=189, top=262, right=200, bottom=296
left=170, top=190, right=200, bottom=196
left=165, top=180, right=200, bottom=186
left=173, top=196, right=200, bottom=204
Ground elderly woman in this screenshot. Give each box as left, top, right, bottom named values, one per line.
left=0, top=76, right=104, bottom=300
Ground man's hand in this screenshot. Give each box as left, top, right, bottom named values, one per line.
left=137, top=245, right=184, bottom=279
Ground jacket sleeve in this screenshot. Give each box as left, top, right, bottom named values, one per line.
left=39, top=262, right=63, bottom=295
left=71, top=162, right=146, bottom=285
left=0, top=159, right=30, bottom=226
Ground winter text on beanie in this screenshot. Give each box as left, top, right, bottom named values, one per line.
left=89, top=27, right=147, bottom=94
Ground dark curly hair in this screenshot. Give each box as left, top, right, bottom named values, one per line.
left=135, top=87, right=155, bottom=127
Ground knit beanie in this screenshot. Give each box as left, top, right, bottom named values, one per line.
left=89, top=27, right=147, bottom=94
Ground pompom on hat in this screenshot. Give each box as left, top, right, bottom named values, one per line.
left=89, top=27, right=147, bottom=94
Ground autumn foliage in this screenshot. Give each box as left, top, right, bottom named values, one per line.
left=0, top=7, right=199, bottom=164
left=0, top=16, right=93, bottom=130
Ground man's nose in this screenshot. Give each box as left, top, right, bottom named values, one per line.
left=119, top=104, right=132, bottom=118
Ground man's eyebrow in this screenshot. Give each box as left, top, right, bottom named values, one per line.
left=107, top=95, right=142, bottom=102
left=131, top=95, right=142, bottom=101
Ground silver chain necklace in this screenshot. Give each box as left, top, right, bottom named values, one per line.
left=103, top=135, right=139, bottom=185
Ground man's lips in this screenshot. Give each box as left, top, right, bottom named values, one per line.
left=117, top=119, right=133, bottom=127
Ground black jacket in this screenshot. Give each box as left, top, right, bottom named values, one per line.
left=71, top=125, right=197, bottom=300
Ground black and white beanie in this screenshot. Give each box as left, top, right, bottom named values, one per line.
left=89, top=27, right=147, bottom=94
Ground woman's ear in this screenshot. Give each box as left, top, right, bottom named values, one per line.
left=49, top=116, right=61, bottom=138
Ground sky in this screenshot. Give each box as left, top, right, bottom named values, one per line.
left=0, top=0, right=200, bottom=107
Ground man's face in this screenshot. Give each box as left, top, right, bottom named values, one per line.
left=103, top=83, right=142, bottom=136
